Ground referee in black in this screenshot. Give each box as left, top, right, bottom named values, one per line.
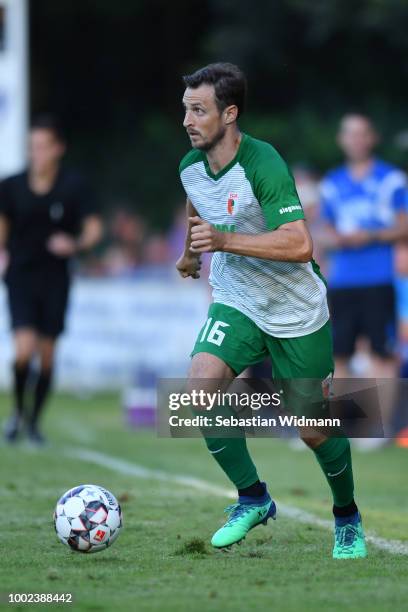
left=0, top=115, right=102, bottom=444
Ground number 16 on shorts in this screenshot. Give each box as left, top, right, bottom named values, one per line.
left=199, top=318, right=230, bottom=346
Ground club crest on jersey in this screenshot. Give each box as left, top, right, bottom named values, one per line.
left=227, top=193, right=238, bottom=215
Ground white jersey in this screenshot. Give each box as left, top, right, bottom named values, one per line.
left=179, top=133, right=329, bottom=337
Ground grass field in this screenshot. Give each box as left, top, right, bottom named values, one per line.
left=0, top=392, right=407, bottom=611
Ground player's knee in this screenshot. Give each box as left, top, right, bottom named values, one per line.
left=189, top=352, right=234, bottom=378
left=15, top=332, right=37, bottom=366
left=15, top=354, right=31, bottom=369
left=15, top=347, right=35, bottom=368
left=299, top=436, right=313, bottom=448
left=39, top=342, right=56, bottom=372
left=40, top=362, right=53, bottom=376
left=300, top=432, right=328, bottom=449
left=40, top=350, right=54, bottom=372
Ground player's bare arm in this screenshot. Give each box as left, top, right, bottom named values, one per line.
left=47, top=214, right=103, bottom=258
left=189, top=216, right=313, bottom=263
left=368, top=211, right=408, bottom=244
left=176, top=198, right=202, bottom=279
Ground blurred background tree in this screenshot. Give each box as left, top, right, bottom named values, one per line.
left=30, top=0, right=408, bottom=228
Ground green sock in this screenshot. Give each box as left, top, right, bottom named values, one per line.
left=199, top=402, right=259, bottom=490
left=313, top=437, right=354, bottom=507
left=204, top=436, right=259, bottom=489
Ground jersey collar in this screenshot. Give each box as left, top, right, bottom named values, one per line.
left=203, top=133, right=247, bottom=181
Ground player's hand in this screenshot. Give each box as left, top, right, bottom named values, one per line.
left=176, top=252, right=202, bottom=279
left=189, top=216, right=225, bottom=253
left=47, top=233, right=77, bottom=257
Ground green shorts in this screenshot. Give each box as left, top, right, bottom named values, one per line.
left=191, top=303, right=334, bottom=419
left=191, top=302, right=334, bottom=378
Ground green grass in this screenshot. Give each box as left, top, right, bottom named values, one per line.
left=0, top=393, right=407, bottom=611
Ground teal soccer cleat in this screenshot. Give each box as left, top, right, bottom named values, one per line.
left=333, top=513, right=368, bottom=559
left=211, top=483, right=276, bottom=549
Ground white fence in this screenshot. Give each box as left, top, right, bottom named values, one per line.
left=0, top=274, right=210, bottom=391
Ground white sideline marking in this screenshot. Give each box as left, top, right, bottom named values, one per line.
left=65, top=447, right=408, bottom=556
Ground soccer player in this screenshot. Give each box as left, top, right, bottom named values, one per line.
left=0, top=115, right=102, bottom=444
left=176, top=63, right=367, bottom=559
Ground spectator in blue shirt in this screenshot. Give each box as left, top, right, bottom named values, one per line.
left=320, top=114, right=408, bottom=383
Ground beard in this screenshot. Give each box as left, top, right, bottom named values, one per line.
left=190, top=124, right=226, bottom=152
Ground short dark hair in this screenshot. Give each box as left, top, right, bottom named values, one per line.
left=30, top=113, right=65, bottom=142
left=183, top=62, right=247, bottom=118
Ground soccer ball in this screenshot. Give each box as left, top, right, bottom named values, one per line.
left=54, top=484, right=122, bottom=553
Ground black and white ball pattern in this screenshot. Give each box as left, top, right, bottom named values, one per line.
left=54, top=485, right=122, bottom=553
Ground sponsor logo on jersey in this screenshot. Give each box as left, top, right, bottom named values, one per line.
left=227, top=192, right=238, bottom=215
left=279, top=204, right=302, bottom=215
left=214, top=223, right=236, bottom=233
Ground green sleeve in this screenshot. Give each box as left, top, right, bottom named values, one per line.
left=252, top=151, right=304, bottom=230
left=179, top=149, right=203, bottom=175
